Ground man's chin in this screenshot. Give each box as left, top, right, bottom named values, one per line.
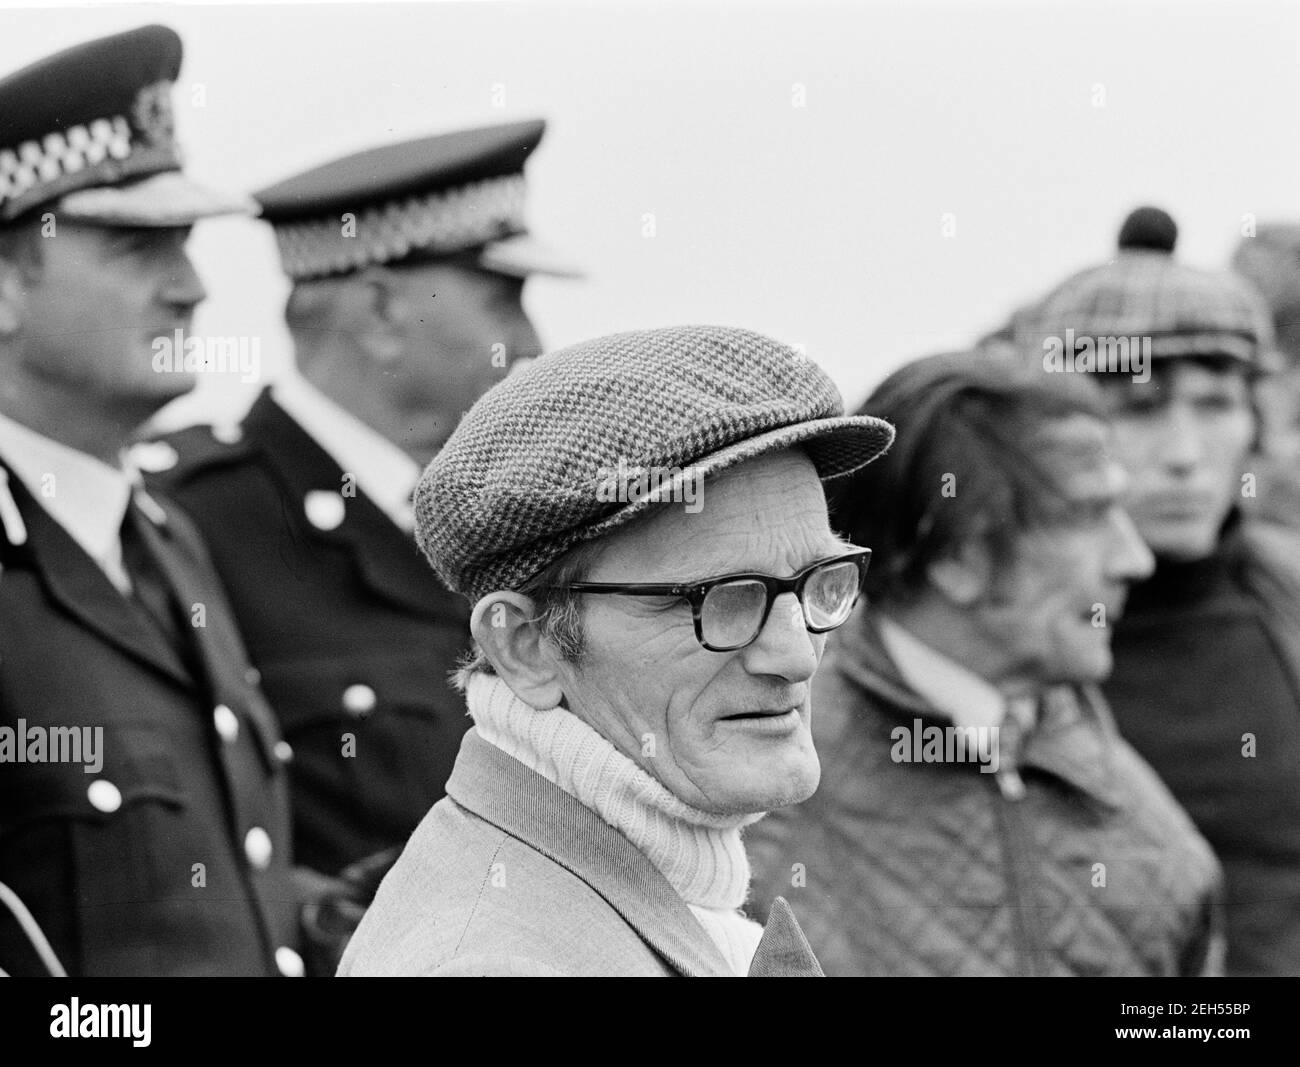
left=1138, top=519, right=1224, bottom=564
left=720, top=754, right=821, bottom=815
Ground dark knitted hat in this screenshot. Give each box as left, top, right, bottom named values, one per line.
left=1007, top=206, right=1276, bottom=370
left=415, top=324, right=895, bottom=602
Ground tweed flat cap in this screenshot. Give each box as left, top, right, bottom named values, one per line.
left=415, top=325, right=895, bottom=602
left=1008, top=206, right=1276, bottom=371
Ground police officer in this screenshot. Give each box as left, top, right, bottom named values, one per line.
left=149, top=120, right=578, bottom=957
left=0, top=26, right=302, bottom=976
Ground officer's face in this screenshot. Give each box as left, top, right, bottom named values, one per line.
left=551, top=450, right=837, bottom=817
left=382, top=258, right=541, bottom=464
left=12, top=221, right=205, bottom=410
left=1103, top=361, right=1254, bottom=561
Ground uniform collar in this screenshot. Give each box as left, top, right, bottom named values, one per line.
left=272, top=373, right=421, bottom=531
left=0, top=410, right=134, bottom=585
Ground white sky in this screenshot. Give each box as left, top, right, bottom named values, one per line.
left=2, top=0, right=1298, bottom=428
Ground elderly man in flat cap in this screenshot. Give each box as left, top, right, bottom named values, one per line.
left=0, top=26, right=301, bottom=976
left=1006, top=207, right=1300, bottom=976
left=339, top=324, right=893, bottom=977
left=147, top=121, right=577, bottom=970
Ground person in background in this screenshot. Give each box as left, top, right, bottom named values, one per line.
left=0, top=26, right=301, bottom=977
left=1231, top=222, right=1300, bottom=526
left=1008, top=206, right=1300, bottom=975
left=146, top=121, right=579, bottom=972
left=340, top=325, right=893, bottom=977
left=746, top=351, right=1220, bottom=976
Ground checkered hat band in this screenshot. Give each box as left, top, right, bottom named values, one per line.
left=0, top=80, right=181, bottom=222
left=1, top=116, right=134, bottom=218
left=273, top=172, right=528, bottom=280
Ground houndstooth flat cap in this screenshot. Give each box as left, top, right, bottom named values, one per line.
left=414, top=324, right=895, bottom=602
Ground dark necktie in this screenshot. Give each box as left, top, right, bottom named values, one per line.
left=119, top=500, right=199, bottom=677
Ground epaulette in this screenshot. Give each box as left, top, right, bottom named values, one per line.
left=131, top=422, right=253, bottom=489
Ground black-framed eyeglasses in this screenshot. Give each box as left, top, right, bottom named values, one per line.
left=557, top=548, right=872, bottom=652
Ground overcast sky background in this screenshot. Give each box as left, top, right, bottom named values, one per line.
left=2, top=0, right=1297, bottom=429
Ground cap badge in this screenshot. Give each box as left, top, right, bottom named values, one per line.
left=130, top=80, right=175, bottom=151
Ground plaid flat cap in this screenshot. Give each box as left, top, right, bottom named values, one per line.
left=0, top=25, right=254, bottom=226
left=1008, top=206, right=1276, bottom=371
left=255, top=119, right=579, bottom=282
left=415, top=324, right=895, bottom=602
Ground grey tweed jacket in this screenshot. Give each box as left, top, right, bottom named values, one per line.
left=337, top=729, right=820, bottom=977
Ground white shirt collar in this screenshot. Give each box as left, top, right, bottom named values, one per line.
left=877, top=614, right=1011, bottom=730
left=0, top=410, right=134, bottom=590
left=272, top=373, right=421, bottom=531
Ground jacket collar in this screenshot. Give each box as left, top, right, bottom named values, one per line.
left=832, top=608, right=1128, bottom=809
left=445, top=729, right=734, bottom=977
left=242, top=389, right=455, bottom=619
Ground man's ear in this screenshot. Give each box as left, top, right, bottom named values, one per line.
left=354, top=266, right=407, bottom=364
left=0, top=259, right=26, bottom=337
left=925, top=538, right=992, bottom=607
left=471, top=592, right=566, bottom=709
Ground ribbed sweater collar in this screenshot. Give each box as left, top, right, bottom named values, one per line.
left=465, top=672, right=757, bottom=911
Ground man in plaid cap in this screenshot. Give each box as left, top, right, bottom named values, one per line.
left=339, top=324, right=894, bottom=977
left=1005, top=206, right=1300, bottom=976
left=0, top=26, right=302, bottom=976
left=148, top=119, right=578, bottom=972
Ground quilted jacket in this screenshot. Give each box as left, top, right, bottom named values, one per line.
left=745, top=609, right=1224, bottom=976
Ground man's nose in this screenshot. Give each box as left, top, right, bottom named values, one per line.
left=1106, top=505, right=1156, bottom=583
left=741, top=591, right=819, bottom=682
left=508, top=309, right=543, bottom=364
left=159, top=251, right=207, bottom=312
left=1157, top=402, right=1204, bottom=473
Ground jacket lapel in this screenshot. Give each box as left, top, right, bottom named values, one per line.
left=446, top=730, right=734, bottom=977
left=136, top=499, right=282, bottom=766
left=0, top=461, right=191, bottom=688
left=242, top=391, right=449, bottom=617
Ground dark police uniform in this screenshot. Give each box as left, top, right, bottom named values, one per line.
left=0, top=471, right=300, bottom=976
left=150, top=121, right=579, bottom=881
left=0, top=26, right=300, bottom=976
left=153, top=397, right=472, bottom=878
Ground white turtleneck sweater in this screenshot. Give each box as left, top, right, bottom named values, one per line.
left=466, top=672, right=766, bottom=975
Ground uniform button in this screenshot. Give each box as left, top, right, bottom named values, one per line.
left=213, top=703, right=239, bottom=744
left=342, top=683, right=376, bottom=717
left=87, top=779, right=122, bottom=814
left=211, top=423, right=244, bottom=445
left=273, top=740, right=294, bottom=764
left=304, top=489, right=346, bottom=531
left=275, top=946, right=305, bottom=977
left=244, top=827, right=273, bottom=870
left=245, top=666, right=262, bottom=686
left=128, top=440, right=179, bottom=473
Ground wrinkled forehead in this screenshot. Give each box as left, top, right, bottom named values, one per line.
left=1029, top=413, right=1127, bottom=502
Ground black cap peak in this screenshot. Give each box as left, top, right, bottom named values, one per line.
left=1118, top=206, right=1177, bottom=253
